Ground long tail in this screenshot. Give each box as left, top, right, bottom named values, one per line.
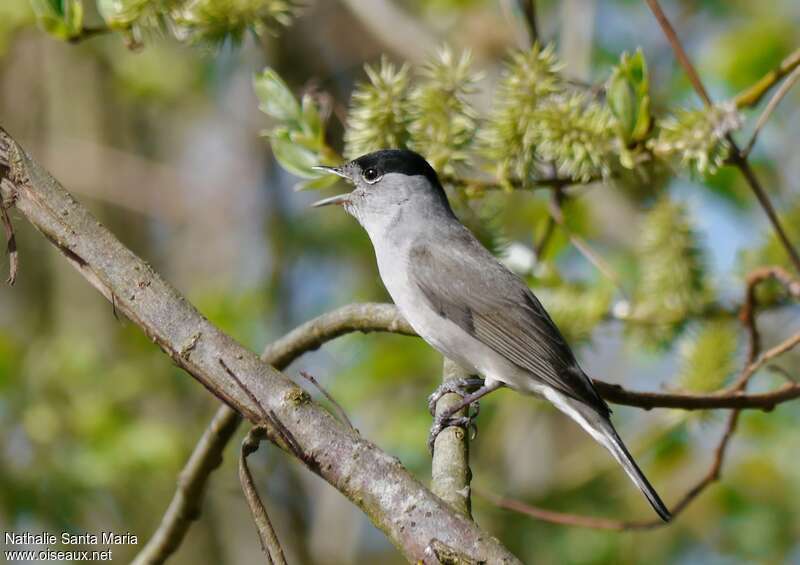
left=541, top=388, right=672, bottom=522
left=600, top=423, right=672, bottom=522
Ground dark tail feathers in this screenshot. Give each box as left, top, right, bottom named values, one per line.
left=605, top=426, right=671, bottom=522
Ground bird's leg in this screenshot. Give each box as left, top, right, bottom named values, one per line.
left=428, top=380, right=504, bottom=454
left=427, top=376, right=485, bottom=416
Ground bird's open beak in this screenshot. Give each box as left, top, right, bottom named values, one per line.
left=311, top=193, right=351, bottom=208
left=312, top=165, right=349, bottom=179
left=311, top=165, right=352, bottom=207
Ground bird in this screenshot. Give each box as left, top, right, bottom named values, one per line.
left=312, top=148, right=671, bottom=522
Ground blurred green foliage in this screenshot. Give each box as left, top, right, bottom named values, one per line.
left=2, top=0, right=800, bottom=563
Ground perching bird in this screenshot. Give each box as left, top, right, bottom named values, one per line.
left=313, top=149, right=671, bottom=522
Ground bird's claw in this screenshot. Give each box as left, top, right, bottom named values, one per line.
left=427, top=402, right=480, bottom=454
left=427, top=377, right=484, bottom=416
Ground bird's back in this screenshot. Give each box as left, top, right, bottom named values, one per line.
left=382, top=221, right=610, bottom=417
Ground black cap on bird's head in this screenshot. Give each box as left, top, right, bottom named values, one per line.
left=311, top=149, right=449, bottom=211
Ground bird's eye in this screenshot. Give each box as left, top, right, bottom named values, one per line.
left=362, top=168, right=382, bottom=184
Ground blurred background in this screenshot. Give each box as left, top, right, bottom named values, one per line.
left=1, top=0, right=800, bottom=563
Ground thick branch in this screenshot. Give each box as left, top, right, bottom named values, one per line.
left=431, top=359, right=473, bottom=518
left=136, top=303, right=415, bottom=563
left=0, top=128, right=520, bottom=564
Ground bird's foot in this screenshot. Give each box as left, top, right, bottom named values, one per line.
left=427, top=377, right=484, bottom=416
left=427, top=402, right=480, bottom=454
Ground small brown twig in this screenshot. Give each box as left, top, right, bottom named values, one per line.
left=479, top=408, right=740, bottom=530
left=767, top=365, right=797, bottom=383
left=737, top=266, right=800, bottom=373
left=644, top=0, right=712, bottom=107
left=743, top=64, right=800, bottom=158
left=66, top=26, right=111, bottom=44
left=132, top=407, right=241, bottom=565
left=1, top=195, right=17, bottom=286
left=239, top=427, right=288, bottom=565
left=547, top=191, right=628, bottom=299
left=298, top=371, right=354, bottom=430
left=0, top=138, right=17, bottom=285
left=445, top=173, right=602, bottom=194
left=219, top=358, right=305, bottom=460
left=645, top=0, right=800, bottom=275
left=727, top=152, right=800, bottom=274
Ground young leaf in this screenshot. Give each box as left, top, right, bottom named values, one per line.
left=30, top=0, right=83, bottom=39
left=607, top=49, right=651, bottom=145
left=254, top=68, right=302, bottom=123
left=269, top=128, right=319, bottom=179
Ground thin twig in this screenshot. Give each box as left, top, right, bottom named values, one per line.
left=66, top=26, right=111, bottom=44
left=644, top=0, right=712, bottom=106
left=767, top=365, right=797, bottom=384
left=533, top=215, right=557, bottom=260
left=727, top=151, right=800, bottom=274
left=478, top=409, right=740, bottom=530
left=737, top=266, right=800, bottom=372
left=219, top=357, right=270, bottom=422
left=645, top=0, right=800, bottom=275
left=743, top=64, right=800, bottom=158
left=547, top=191, right=628, bottom=299
left=132, top=407, right=241, bottom=565
left=137, top=303, right=413, bottom=564
left=1, top=195, right=17, bottom=285
left=502, top=0, right=538, bottom=48
left=239, top=427, right=288, bottom=565
left=734, top=47, right=800, bottom=109
left=298, top=371, right=354, bottom=430
left=444, top=173, right=602, bottom=193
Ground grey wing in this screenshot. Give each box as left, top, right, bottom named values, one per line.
left=409, top=235, right=610, bottom=418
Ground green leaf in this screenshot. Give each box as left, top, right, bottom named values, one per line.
left=268, top=129, right=319, bottom=179
left=30, top=0, right=83, bottom=39
left=254, top=68, right=301, bottom=122
left=301, top=93, right=323, bottom=142
left=607, top=49, right=651, bottom=145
